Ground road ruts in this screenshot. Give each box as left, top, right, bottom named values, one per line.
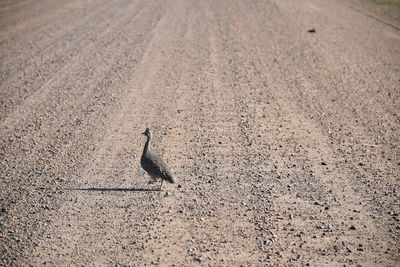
left=0, top=0, right=398, bottom=265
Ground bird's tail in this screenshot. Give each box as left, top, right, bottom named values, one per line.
left=167, top=175, right=175, bottom=184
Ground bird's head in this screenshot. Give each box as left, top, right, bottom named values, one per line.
left=142, top=127, right=152, bottom=138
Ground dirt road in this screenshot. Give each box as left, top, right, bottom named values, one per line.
left=1, top=0, right=399, bottom=265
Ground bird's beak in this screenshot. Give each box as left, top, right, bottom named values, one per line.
left=142, top=132, right=146, bottom=135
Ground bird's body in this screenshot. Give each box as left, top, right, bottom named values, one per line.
left=141, top=128, right=174, bottom=189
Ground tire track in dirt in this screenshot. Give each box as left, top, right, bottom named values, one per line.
left=232, top=0, right=399, bottom=264
left=1, top=1, right=168, bottom=264
left=0, top=0, right=128, bottom=72
left=27, top=2, right=176, bottom=265
left=0, top=0, right=146, bottom=120
left=0, top=0, right=112, bottom=77
left=0, top=0, right=68, bottom=30
left=140, top=2, right=273, bottom=265
left=0, top=0, right=107, bottom=72
left=0, top=0, right=152, bottom=134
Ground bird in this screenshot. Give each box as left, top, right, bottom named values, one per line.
left=141, top=127, right=175, bottom=190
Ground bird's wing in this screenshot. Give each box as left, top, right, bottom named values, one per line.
left=145, top=152, right=174, bottom=181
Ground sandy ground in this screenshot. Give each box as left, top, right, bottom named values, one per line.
left=0, top=0, right=399, bottom=265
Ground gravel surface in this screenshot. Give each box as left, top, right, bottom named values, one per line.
left=0, top=0, right=399, bottom=265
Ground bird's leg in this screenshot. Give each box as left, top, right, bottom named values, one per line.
left=159, top=180, right=164, bottom=191
left=148, top=174, right=157, bottom=184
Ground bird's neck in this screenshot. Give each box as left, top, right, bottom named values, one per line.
left=143, top=135, right=152, bottom=154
